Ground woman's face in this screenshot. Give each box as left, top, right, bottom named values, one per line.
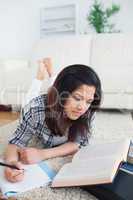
left=64, top=84, right=96, bottom=120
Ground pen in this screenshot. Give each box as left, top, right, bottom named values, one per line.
left=0, top=161, right=22, bottom=170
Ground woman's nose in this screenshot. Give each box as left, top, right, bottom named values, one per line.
left=77, top=102, right=86, bottom=111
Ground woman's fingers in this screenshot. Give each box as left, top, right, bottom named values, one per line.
left=18, top=147, right=43, bottom=164
left=4, top=161, right=25, bottom=182
left=18, top=148, right=28, bottom=163
left=12, top=169, right=24, bottom=181
left=14, top=161, right=24, bottom=170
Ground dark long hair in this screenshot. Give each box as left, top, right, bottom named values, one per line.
left=45, top=64, right=102, bottom=142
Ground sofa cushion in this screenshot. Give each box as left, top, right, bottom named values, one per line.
left=91, top=34, right=133, bottom=93
left=0, top=59, right=32, bottom=105
left=94, top=65, right=133, bottom=93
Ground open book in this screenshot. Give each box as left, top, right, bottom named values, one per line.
left=51, top=139, right=130, bottom=187
left=0, top=139, right=130, bottom=196
left=0, top=160, right=56, bottom=197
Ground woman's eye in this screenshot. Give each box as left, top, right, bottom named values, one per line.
left=87, top=100, right=93, bottom=105
left=86, top=101, right=91, bottom=105
left=73, top=96, right=81, bottom=101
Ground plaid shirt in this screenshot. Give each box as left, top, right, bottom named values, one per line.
left=9, top=94, right=94, bottom=148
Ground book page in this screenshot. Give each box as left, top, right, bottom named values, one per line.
left=52, top=156, right=119, bottom=187
left=72, top=139, right=130, bottom=163
left=0, top=160, right=54, bottom=196
left=52, top=139, right=130, bottom=187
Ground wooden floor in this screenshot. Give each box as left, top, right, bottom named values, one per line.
left=0, top=111, right=20, bottom=126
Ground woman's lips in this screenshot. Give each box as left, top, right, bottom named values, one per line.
left=73, top=111, right=83, bottom=116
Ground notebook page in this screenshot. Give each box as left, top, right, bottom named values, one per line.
left=0, top=160, right=54, bottom=196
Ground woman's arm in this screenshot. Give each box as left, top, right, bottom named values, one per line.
left=18, top=142, right=79, bottom=164
left=42, top=141, right=79, bottom=159
left=4, top=144, right=19, bottom=163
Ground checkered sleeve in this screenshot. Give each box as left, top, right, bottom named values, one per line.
left=9, top=99, right=39, bottom=147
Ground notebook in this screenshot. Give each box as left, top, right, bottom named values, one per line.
left=0, top=159, right=56, bottom=197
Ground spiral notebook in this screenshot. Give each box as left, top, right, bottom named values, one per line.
left=0, top=159, right=56, bottom=197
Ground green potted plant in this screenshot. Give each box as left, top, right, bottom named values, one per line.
left=87, top=0, right=120, bottom=33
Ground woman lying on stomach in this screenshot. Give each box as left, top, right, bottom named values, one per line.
left=4, top=58, right=102, bottom=182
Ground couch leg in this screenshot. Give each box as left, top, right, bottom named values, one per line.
left=131, top=111, right=133, bottom=120
left=0, top=105, right=12, bottom=112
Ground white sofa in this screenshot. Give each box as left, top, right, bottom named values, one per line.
left=0, top=34, right=133, bottom=110
left=91, top=34, right=133, bottom=109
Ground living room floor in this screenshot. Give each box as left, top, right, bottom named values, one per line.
left=0, top=110, right=133, bottom=200
left=0, top=111, right=20, bottom=126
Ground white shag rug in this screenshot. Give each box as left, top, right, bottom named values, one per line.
left=0, top=110, right=133, bottom=200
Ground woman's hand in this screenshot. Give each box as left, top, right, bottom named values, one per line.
left=18, top=147, right=44, bottom=164
left=4, top=161, right=24, bottom=183
left=37, top=57, right=53, bottom=80
left=18, top=142, right=79, bottom=164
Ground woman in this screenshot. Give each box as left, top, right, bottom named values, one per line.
left=4, top=60, right=102, bottom=183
